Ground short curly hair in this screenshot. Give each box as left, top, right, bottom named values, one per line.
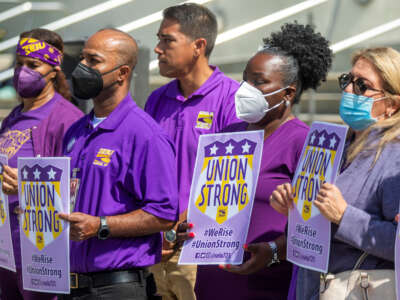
left=261, top=22, right=332, bottom=103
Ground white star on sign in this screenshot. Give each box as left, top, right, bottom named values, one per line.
left=242, top=142, right=251, bottom=153
left=33, top=168, right=41, bottom=180
left=23, top=168, right=28, bottom=179
left=47, top=168, right=56, bottom=180
left=318, top=134, right=326, bottom=146
left=210, top=144, right=219, bottom=155
left=310, top=133, right=316, bottom=144
left=329, top=136, right=337, bottom=149
left=225, top=143, right=234, bottom=154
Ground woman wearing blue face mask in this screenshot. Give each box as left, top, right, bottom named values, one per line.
left=271, top=47, right=400, bottom=300
left=195, top=23, right=332, bottom=300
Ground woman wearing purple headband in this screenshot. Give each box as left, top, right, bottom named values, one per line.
left=0, top=28, right=83, bottom=300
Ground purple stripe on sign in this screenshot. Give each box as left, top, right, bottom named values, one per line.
left=204, top=139, right=257, bottom=157
left=20, top=164, right=62, bottom=182
left=307, top=130, right=341, bottom=151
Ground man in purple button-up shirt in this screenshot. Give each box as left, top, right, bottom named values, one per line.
left=58, top=29, right=178, bottom=300
left=144, top=4, right=240, bottom=300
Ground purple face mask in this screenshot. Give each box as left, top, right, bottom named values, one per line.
left=13, top=66, right=50, bottom=98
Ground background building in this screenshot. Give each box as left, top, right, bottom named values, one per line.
left=0, top=0, right=399, bottom=122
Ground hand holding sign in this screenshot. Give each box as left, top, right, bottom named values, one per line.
left=219, top=242, right=271, bottom=274
left=175, top=222, right=195, bottom=246
left=58, top=212, right=100, bottom=241
left=220, top=235, right=286, bottom=275
left=2, top=165, right=18, bottom=195
left=270, top=183, right=294, bottom=216
left=314, top=183, right=348, bottom=225
left=162, top=222, right=195, bottom=262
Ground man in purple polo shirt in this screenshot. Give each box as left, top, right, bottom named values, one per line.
left=144, top=4, right=239, bottom=300
left=58, top=28, right=178, bottom=300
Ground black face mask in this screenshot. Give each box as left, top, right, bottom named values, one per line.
left=71, top=63, right=122, bottom=100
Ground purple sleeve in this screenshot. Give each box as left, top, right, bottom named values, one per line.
left=62, top=121, right=75, bottom=155
left=144, top=85, right=168, bottom=117
left=129, top=132, right=179, bottom=221
left=49, top=108, right=83, bottom=156
left=335, top=206, right=396, bottom=262
left=0, top=105, right=20, bottom=132
left=335, top=162, right=400, bottom=262
left=33, top=96, right=83, bottom=157
left=220, top=84, right=240, bottom=129
left=144, top=92, right=156, bottom=116
left=0, top=115, right=9, bottom=132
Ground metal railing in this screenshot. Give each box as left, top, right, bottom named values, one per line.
left=303, top=17, right=400, bottom=122
left=1, top=0, right=400, bottom=83
left=0, top=0, right=134, bottom=53
left=0, top=0, right=212, bottom=82
left=149, top=0, right=329, bottom=71
left=117, top=0, right=214, bottom=33
left=330, top=17, right=400, bottom=54
left=0, top=1, right=64, bottom=24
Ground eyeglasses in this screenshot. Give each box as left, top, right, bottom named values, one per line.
left=338, top=73, right=384, bottom=96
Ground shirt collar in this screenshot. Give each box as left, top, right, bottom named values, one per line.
left=85, top=93, right=135, bottom=131
left=165, top=65, right=223, bottom=102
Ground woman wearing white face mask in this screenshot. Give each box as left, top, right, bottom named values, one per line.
left=195, top=23, right=332, bottom=300
left=270, top=47, right=400, bottom=300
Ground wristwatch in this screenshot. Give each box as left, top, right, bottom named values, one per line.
left=97, top=216, right=110, bottom=240
left=267, top=241, right=280, bottom=267
left=164, top=229, right=177, bottom=243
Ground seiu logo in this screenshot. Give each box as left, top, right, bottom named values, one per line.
left=195, top=111, right=214, bottom=130
left=93, top=148, right=115, bottom=167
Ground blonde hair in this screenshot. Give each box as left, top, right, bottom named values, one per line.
left=347, top=47, right=400, bottom=164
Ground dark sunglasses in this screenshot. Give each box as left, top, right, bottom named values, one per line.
left=338, top=73, right=384, bottom=96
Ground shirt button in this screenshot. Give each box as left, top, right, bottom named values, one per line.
left=80, top=154, right=86, bottom=160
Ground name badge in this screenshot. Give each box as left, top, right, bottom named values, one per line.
left=70, top=168, right=80, bottom=213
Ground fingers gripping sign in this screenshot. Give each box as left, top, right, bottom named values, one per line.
left=58, top=212, right=100, bottom=242
left=3, top=166, right=18, bottom=195
left=219, top=243, right=271, bottom=275
left=314, top=182, right=348, bottom=225
left=270, top=183, right=294, bottom=216
left=162, top=221, right=195, bottom=261
left=219, top=235, right=285, bottom=275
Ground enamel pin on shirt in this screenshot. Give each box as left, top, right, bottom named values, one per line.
left=70, top=168, right=80, bottom=213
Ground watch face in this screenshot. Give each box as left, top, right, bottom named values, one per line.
left=98, top=228, right=110, bottom=240
left=165, top=230, right=176, bottom=243
left=98, top=217, right=110, bottom=240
